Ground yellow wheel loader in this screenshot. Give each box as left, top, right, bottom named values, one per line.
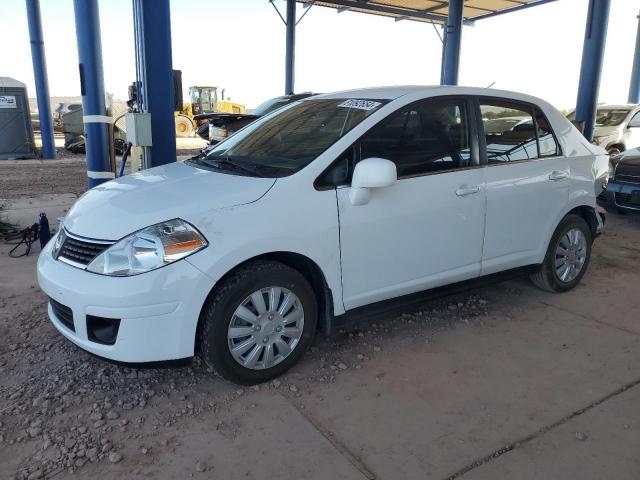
left=174, top=86, right=245, bottom=138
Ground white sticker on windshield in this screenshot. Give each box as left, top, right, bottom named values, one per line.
left=337, top=99, right=382, bottom=111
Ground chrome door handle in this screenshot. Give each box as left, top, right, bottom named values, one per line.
left=455, top=185, right=480, bottom=196
left=549, top=170, right=569, bottom=181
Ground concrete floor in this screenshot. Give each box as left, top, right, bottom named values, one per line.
left=1, top=168, right=639, bottom=479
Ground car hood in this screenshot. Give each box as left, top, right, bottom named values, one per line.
left=63, top=161, right=276, bottom=240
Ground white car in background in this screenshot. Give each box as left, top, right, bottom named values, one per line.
left=38, top=86, right=608, bottom=384
left=568, top=104, right=640, bottom=156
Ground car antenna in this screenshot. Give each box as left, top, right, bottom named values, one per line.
left=486, top=81, right=496, bottom=88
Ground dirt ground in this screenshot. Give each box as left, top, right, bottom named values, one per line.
left=1, top=159, right=639, bottom=480
left=0, top=151, right=202, bottom=199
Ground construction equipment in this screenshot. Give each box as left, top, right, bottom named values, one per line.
left=174, top=86, right=245, bottom=138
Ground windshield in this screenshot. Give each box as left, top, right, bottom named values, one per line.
left=595, top=109, right=631, bottom=127
left=195, top=98, right=388, bottom=177
left=567, top=108, right=630, bottom=127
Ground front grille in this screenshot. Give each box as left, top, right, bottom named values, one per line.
left=615, top=192, right=640, bottom=209
left=49, top=298, right=75, bottom=332
left=58, top=233, right=112, bottom=266
left=615, top=174, right=640, bottom=185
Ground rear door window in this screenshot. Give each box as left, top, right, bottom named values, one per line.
left=480, top=102, right=537, bottom=162
left=480, top=100, right=560, bottom=162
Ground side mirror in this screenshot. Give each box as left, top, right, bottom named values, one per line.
left=349, top=157, right=397, bottom=206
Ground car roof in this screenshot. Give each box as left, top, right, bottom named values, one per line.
left=313, top=85, right=555, bottom=107
left=595, top=104, right=639, bottom=110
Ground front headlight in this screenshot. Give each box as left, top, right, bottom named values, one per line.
left=86, top=219, right=207, bottom=276
left=52, top=228, right=66, bottom=258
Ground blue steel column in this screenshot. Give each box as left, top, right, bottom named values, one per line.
left=285, top=0, right=296, bottom=95
left=440, top=0, right=464, bottom=86
left=575, top=0, right=611, bottom=141
left=133, top=0, right=176, bottom=168
left=25, top=0, right=56, bottom=159
left=629, top=10, right=640, bottom=104
left=73, top=0, right=112, bottom=187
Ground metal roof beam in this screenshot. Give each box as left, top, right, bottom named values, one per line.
left=470, top=0, right=559, bottom=22
left=307, top=0, right=473, bottom=25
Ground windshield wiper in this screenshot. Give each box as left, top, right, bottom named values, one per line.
left=198, top=157, right=266, bottom=177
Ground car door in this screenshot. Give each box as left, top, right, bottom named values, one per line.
left=334, top=96, right=486, bottom=310
left=478, top=98, right=569, bottom=275
left=626, top=110, right=640, bottom=150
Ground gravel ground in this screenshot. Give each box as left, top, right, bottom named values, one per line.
left=2, top=161, right=639, bottom=479
left=0, top=250, right=492, bottom=479
left=0, top=159, right=87, bottom=199
left=0, top=150, right=202, bottom=199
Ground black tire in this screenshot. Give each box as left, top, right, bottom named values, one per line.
left=175, top=115, right=194, bottom=138
left=199, top=260, right=317, bottom=385
left=607, top=146, right=622, bottom=157
left=530, top=214, right=592, bottom=293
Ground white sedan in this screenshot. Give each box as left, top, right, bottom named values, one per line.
left=38, top=86, right=608, bottom=384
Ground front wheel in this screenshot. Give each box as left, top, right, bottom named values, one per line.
left=607, top=146, right=622, bottom=157
left=175, top=115, right=194, bottom=138
left=199, top=261, right=317, bottom=385
left=530, top=214, right=592, bottom=293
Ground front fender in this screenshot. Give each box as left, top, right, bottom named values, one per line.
left=184, top=186, right=344, bottom=315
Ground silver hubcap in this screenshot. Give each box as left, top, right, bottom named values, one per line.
left=554, top=227, right=587, bottom=283
left=227, top=287, right=304, bottom=370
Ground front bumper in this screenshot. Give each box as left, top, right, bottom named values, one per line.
left=37, top=240, right=213, bottom=363
left=599, top=181, right=640, bottom=212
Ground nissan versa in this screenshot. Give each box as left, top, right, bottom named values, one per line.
left=38, top=86, right=608, bottom=384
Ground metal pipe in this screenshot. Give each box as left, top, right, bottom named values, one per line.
left=132, top=0, right=176, bottom=168
left=440, top=0, right=464, bottom=86
left=629, top=10, right=640, bottom=104
left=72, top=0, right=112, bottom=187
left=285, top=0, right=296, bottom=95
left=575, top=0, right=611, bottom=141
left=25, top=0, right=56, bottom=159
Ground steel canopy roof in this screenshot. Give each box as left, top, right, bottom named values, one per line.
left=295, top=0, right=557, bottom=24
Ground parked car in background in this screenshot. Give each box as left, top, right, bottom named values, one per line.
left=195, top=93, right=317, bottom=143
left=483, top=115, right=530, bottom=134
left=599, top=147, right=640, bottom=213
left=38, top=86, right=607, bottom=384
left=30, top=112, right=40, bottom=133
left=567, top=104, right=640, bottom=156
left=53, top=102, right=82, bottom=131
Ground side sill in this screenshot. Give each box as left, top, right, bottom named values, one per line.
left=328, top=265, right=538, bottom=334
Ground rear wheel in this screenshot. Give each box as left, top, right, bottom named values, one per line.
left=199, top=261, right=317, bottom=385
left=530, top=214, right=592, bottom=293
